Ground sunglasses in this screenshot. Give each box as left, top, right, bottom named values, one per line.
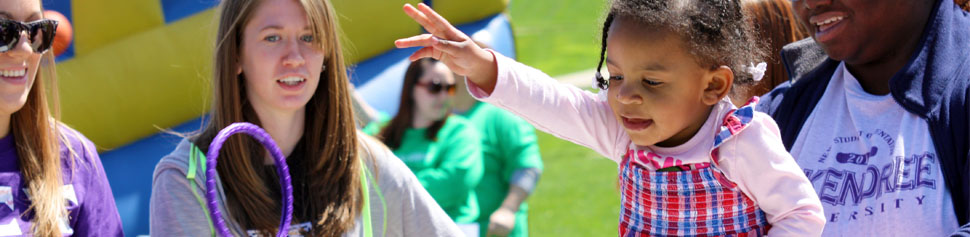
left=0, top=19, right=58, bottom=53
left=416, top=81, right=457, bottom=95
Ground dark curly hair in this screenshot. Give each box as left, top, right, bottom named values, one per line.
left=594, top=0, right=765, bottom=90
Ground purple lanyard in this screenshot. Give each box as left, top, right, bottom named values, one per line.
left=205, top=122, right=294, bottom=237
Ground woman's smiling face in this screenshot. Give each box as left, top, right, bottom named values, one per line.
left=0, top=0, right=43, bottom=117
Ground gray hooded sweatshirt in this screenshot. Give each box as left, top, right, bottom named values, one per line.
left=149, top=133, right=462, bottom=236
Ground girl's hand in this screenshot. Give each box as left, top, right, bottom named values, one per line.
left=394, top=3, right=498, bottom=93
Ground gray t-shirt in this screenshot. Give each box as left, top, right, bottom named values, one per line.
left=149, top=133, right=462, bottom=236
left=790, top=63, right=959, bottom=235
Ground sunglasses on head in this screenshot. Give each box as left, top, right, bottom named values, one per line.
left=417, top=81, right=457, bottom=95
left=0, top=19, right=57, bottom=53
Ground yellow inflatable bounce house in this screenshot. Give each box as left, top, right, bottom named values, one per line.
left=44, top=0, right=516, bottom=234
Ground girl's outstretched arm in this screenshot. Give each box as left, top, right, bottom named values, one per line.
left=395, top=4, right=628, bottom=160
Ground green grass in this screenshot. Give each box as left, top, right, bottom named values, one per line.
left=507, top=0, right=609, bottom=77
left=505, top=0, right=622, bottom=235
left=528, top=132, right=620, bottom=236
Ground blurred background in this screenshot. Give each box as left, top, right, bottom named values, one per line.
left=506, top=0, right=620, bottom=236
left=41, top=0, right=618, bottom=235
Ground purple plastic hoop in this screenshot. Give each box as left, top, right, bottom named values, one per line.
left=205, top=122, right=294, bottom=237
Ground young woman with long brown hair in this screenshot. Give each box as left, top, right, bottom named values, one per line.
left=0, top=0, right=123, bottom=236
left=149, top=0, right=460, bottom=235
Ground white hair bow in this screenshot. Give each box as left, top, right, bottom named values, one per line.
left=594, top=72, right=609, bottom=102
left=746, top=62, right=767, bottom=82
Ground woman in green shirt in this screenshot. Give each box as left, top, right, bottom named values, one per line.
left=455, top=77, right=543, bottom=237
left=370, top=58, right=485, bottom=231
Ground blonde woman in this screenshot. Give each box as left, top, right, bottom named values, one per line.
left=0, top=0, right=123, bottom=236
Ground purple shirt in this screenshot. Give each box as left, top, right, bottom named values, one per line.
left=0, top=127, right=123, bottom=236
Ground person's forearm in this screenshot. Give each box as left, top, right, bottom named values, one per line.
left=464, top=49, right=499, bottom=94
left=498, top=186, right=528, bottom=212
left=499, top=168, right=541, bottom=211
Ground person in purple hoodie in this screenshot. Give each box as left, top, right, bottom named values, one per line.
left=0, top=0, right=123, bottom=236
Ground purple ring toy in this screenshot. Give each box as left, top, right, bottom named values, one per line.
left=205, top=122, right=294, bottom=237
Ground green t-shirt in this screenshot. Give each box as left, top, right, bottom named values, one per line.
left=363, top=116, right=484, bottom=224
left=460, top=102, right=543, bottom=237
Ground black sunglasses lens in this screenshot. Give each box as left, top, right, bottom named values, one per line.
left=429, top=83, right=443, bottom=93
left=0, top=20, right=56, bottom=53
left=0, top=21, right=20, bottom=52
left=29, top=20, right=56, bottom=53
left=427, top=83, right=456, bottom=94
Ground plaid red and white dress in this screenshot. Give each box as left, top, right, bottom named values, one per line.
left=618, top=100, right=771, bottom=236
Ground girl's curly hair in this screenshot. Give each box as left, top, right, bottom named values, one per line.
left=594, top=0, right=766, bottom=89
